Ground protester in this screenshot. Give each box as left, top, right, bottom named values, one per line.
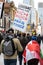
left=17, top=32, right=28, bottom=65
left=37, top=34, right=41, bottom=46
left=31, top=32, right=37, bottom=41
left=1, top=28, right=23, bottom=65
left=41, top=35, right=43, bottom=43
left=26, top=33, right=31, bottom=43
left=17, top=32, right=23, bottom=65
left=23, top=40, right=40, bottom=65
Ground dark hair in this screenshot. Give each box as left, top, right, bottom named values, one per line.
left=8, top=28, right=14, bottom=33
left=22, top=33, right=26, bottom=37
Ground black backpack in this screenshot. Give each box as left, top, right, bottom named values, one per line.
left=2, top=35, right=16, bottom=56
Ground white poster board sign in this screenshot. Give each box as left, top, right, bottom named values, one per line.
left=11, top=9, right=29, bottom=32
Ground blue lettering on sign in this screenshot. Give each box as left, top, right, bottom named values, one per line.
left=14, top=23, right=24, bottom=29
left=14, top=19, right=24, bottom=25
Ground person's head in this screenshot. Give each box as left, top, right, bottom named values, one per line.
left=27, top=33, right=30, bottom=36
left=8, top=28, right=14, bottom=35
left=17, top=32, right=21, bottom=37
left=22, top=33, right=26, bottom=37
left=5, top=28, right=14, bottom=39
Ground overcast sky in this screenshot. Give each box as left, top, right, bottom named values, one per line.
left=11, top=0, right=43, bottom=10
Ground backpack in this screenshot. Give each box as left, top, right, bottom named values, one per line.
left=2, top=35, right=16, bottom=56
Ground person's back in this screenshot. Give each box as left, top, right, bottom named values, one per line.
left=23, top=40, right=40, bottom=65
left=20, top=33, right=28, bottom=51
left=1, top=28, right=23, bottom=65
left=37, top=34, right=41, bottom=46
left=1, top=37, right=23, bottom=65
left=26, top=33, right=31, bottom=43
left=1, top=38, right=23, bottom=59
left=41, top=35, right=43, bottom=43
left=17, top=33, right=28, bottom=65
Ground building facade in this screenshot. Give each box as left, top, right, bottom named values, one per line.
left=0, top=0, right=17, bottom=32
left=23, top=0, right=34, bottom=7
left=38, top=3, right=43, bottom=35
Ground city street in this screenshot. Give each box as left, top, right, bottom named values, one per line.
left=0, top=0, right=43, bottom=65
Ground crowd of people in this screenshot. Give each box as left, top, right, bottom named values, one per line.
left=0, top=28, right=43, bottom=65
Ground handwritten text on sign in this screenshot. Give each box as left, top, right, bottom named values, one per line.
left=13, top=9, right=29, bottom=32
left=15, top=9, right=29, bottom=21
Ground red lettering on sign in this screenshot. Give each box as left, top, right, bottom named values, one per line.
left=15, top=9, right=29, bottom=21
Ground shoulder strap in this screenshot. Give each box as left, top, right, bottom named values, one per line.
left=11, top=39, right=17, bottom=51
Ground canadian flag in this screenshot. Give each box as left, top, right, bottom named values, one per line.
left=22, top=40, right=40, bottom=63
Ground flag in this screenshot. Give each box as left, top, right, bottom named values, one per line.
left=22, top=40, right=40, bottom=63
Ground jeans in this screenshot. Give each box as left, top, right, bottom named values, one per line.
left=4, top=59, right=17, bottom=65
left=18, top=51, right=23, bottom=65
left=18, top=55, right=23, bottom=65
